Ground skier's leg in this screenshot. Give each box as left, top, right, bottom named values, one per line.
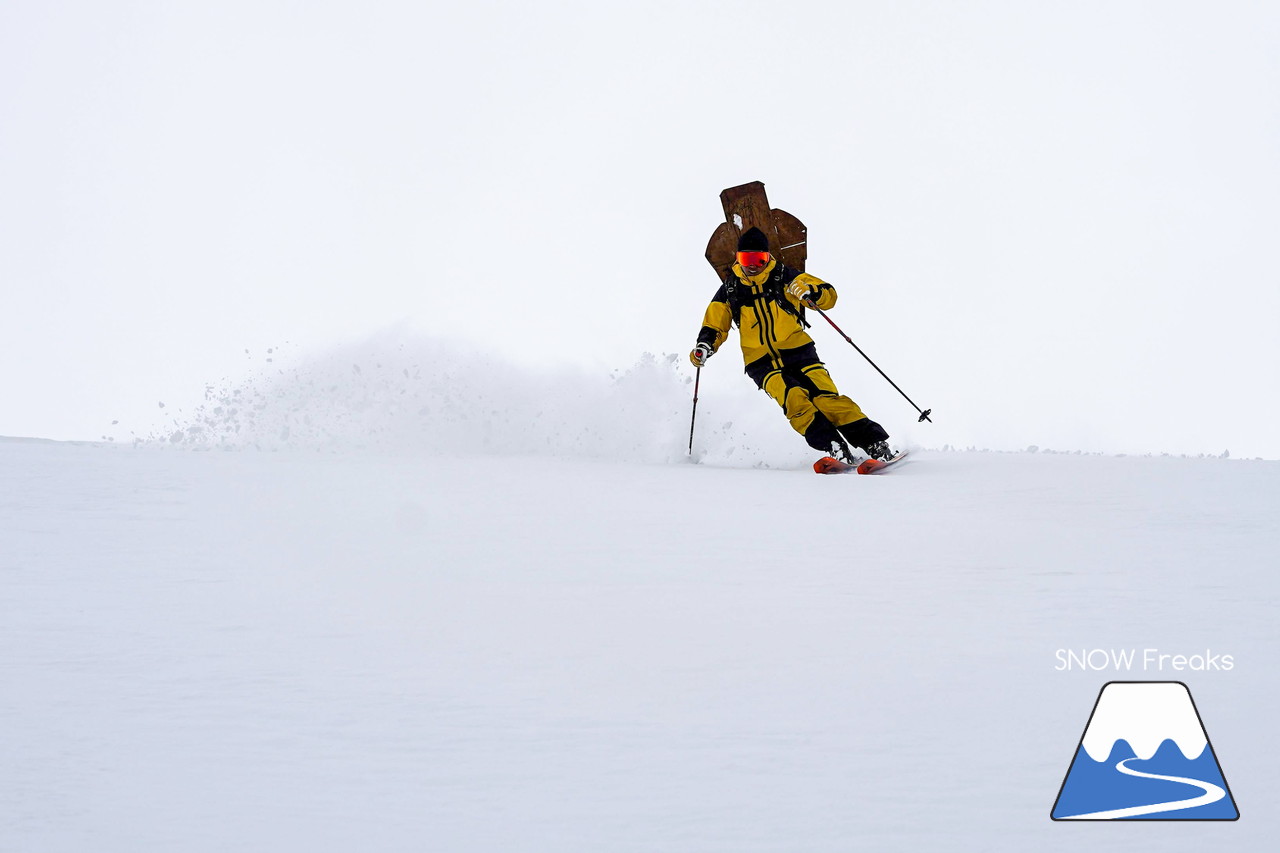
left=837, top=415, right=890, bottom=451
left=760, top=369, right=845, bottom=453
left=797, top=364, right=891, bottom=451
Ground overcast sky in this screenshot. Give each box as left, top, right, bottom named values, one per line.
left=3, top=2, right=1278, bottom=457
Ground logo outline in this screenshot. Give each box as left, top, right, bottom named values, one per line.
left=1050, top=680, right=1240, bottom=821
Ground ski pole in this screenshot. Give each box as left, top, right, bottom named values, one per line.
left=805, top=300, right=933, bottom=423
left=688, top=365, right=701, bottom=455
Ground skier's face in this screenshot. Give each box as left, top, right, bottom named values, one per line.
left=737, top=250, right=770, bottom=276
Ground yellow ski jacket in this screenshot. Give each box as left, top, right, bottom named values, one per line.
left=696, top=258, right=836, bottom=371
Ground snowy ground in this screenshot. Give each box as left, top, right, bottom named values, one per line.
left=3, top=437, right=1276, bottom=852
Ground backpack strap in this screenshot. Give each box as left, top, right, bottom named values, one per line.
left=722, top=262, right=811, bottom=329
left=767, top=264, right=811, bottom=328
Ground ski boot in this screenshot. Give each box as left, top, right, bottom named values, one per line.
left=813, top=439, right=857, bottom=474
left=830, top=438, right=857, bottom=464
left=863, top=440, right=894, bottom=462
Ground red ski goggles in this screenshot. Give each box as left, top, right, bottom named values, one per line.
left=736, top=250, right=771, bottom=268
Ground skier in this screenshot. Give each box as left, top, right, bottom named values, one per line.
left=689, top=226, right=891, bottom=463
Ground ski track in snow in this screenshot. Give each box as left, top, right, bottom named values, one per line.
left=1057, top=758, right=1226, bottom=819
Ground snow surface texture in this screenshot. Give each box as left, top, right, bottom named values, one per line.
left=4, top=437, right=1275, bottom=851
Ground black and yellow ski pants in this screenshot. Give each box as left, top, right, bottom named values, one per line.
left=745, top=344, right=887, bottom=453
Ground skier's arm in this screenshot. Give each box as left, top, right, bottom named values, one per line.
left=786, top=273, right=837, bottom=310
left=695, top=284, right=732, bottom=352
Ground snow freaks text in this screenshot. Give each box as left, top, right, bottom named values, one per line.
left=1054, top=649, right=1234, bottom=672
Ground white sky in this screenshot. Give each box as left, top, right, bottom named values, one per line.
left=3, top=1, right=1278, bottom=456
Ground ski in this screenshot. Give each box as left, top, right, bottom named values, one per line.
left=856, top=450, right=910, bottom=474
left=813, top=450, right=910, bottom=475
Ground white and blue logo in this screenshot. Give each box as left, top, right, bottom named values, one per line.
left=1051, top=681, right=1238, bottom=820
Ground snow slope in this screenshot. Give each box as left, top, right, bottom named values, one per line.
left=3, top=435, right=1275, bottom=851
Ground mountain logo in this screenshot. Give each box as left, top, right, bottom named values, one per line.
left=1051, top=681, right=1239, bottom=820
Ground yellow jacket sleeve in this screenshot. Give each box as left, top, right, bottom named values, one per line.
left=696, top=284, right=733, bottom=352
left=786, top=273, right=837, bottom=310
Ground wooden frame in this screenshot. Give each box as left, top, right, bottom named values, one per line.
left=704, top=181, right=808, bottom=280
